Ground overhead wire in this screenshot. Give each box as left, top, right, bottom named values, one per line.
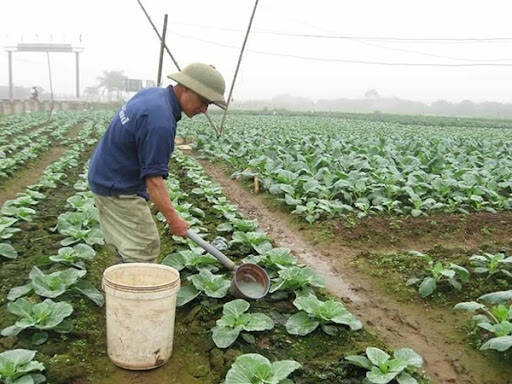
left=167, top=18, right=512, bottom=66
left=167, top=30, right=512, bottom=67
left=170, top=22, right=512, bottom=43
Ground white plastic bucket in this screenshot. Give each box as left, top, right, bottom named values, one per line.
left=102, top=263, right=181, bottom=370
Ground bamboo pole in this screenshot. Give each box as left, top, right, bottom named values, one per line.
left=136, top=0, right=179, bottom=70
left=157, top=14, right=168, bottom=86
left=218, top=0, right=260, bottom=137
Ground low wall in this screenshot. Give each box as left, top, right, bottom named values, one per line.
left=0, top=100, right=91, bottom=115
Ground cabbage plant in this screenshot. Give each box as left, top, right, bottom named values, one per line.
left=7, top=266, right=104, bottom=307
left=0, top=349, right=46, bottom=384
left=270, top=265, right=325, bottom=293
left=216, top=218, right=259, bottom=233
left=1, top=201, right=36, bottom=222
left=56, top=210, right=103, bottom=246
left=162, top=249, right=219, bottom=273
left=224, top=353, right=300, bottom=384
left=229, top=231, right=273, bottom=255
left=244, top=248, right=298, bottom=273
left=0, top=242, right=18, bottom=260
left=469, top=252, right=512, bottom=279
left=285, top=294, right=362, bottom=336
left=34, top=170, right=66, bottom=189
left=454, top=301, right=512, bottom=351
left=211, top=197, right=239, bottom=221
left=48, top=244, right=96, bottom=269
left=0, top=217, right=20, bottom=259
left=406, top=251, right=469, bottom=297
left=345, top=347, right=424, bottom=384
left=65, top=192, right=96, bottom=212
left=57, top=226, right=104, bottom=247
left=478, top=289, right=512, bottom=304
left=0, top=216, right=21, bottom=240
left=212, top=299, right=274, bottom=348
left=177, top=269, right=231, bottom=306
left=1, top=298, right=73, bottom=337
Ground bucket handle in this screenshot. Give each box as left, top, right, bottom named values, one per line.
left=186, top=229, right=236, bottom=271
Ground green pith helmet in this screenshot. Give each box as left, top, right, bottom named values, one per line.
left=168, top=63, right=227, bottom=110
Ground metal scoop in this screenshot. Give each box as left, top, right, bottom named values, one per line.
left=186, top=229, right=270, bottom=300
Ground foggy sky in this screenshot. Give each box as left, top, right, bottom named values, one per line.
left=1, top=0, right=511, bottom=104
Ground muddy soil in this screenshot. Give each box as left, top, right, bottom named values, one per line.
left=192, top=151, right=512, bottom=384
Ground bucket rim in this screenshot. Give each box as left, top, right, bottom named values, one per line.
left=104, top=262, right=179, bottom=273
left=103, top=263, right=180, bottom=290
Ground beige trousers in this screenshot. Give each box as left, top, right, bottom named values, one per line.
left=92, top=194, right=160, bottom=263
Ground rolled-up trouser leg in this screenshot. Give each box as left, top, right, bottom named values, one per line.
left=92, top=194, right=160, bottom=263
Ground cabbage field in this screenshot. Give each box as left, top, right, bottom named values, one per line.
left=0, top=110, right=511, bottom=384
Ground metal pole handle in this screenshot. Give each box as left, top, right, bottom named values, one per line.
left=186, top=229, right=236, bottom=271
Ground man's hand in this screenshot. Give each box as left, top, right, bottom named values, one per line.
left=167, top=214, right=189, bottom=238
left=146, top=175, right=190, bottom=238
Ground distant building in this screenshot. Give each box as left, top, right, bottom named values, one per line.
left=0, top=85, right=30, bottom=100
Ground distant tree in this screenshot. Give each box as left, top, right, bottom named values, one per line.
left=480, top=101, right=511, bottom=119
left=365, top=89, right=380, bottom=99
left=83, top=86, right=100, bottom=102
left=96, top=70, right=128, bottom=102
left=431, top=99, right=454, bottom=116
left=458, top=99, right=476, bottom=117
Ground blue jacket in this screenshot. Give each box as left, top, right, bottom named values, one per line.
left=88, top=86, right=181, bottom=200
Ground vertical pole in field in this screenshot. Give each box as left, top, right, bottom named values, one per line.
left=218, top=0, right=260, bottom=137
left=136, top=0, right=180, bottom=70
left=157, top=14, right=168, bottom=86
left=47, top=52, right=54, bottom=119
left=8, top=51, right=13, bottom=101
left=75, top=51, right=80, bottom=98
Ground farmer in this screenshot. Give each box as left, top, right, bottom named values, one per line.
left=30, top=86, right=39, bottom=101
left=88, top=63, right=227, bottom=264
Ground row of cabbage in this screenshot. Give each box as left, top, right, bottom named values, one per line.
left=0, top=112, right=111, bottom=383
left=180, top=114, right=512, bottom=222
left=0, top=112, right=91, bottom=180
